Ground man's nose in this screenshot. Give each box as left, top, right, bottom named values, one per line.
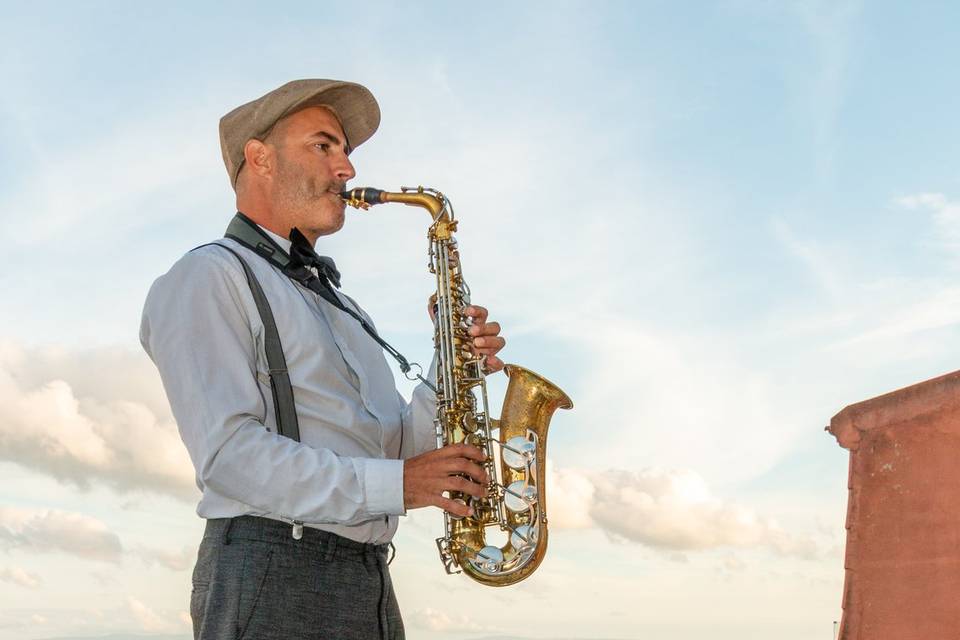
left=334, top=152, right=356, bottom=181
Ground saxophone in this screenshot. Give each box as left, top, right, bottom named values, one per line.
left=341, top=186, right=573, bottom=586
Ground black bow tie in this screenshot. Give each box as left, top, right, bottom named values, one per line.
left=287, top=227, right=342, bottom=289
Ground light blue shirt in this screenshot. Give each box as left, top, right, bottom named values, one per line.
left=140, top=225, right=437, bottom=544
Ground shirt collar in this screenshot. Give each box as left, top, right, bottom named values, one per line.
left=259, top=224, right=292, bottom=253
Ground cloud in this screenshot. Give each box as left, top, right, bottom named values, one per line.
left=124, top=597, right=182, bottom=633
left=549, top=316, right=803, bottom=485
left=0, top=508, right=122, bottom=563
left=771, top=217, right=845, bottom=298
left=133, top=544, right=196, bottom=572
left=0, top=99, right=221, bottom=247
left=831, top=285, right=960, bottom=347
left=408, top=607, right=491, bottom=633
left=0, top=342, right=195, bottom=499
left=779, top=0, right=863, bottom=178
left=547, top=464, right=818, bottom=558
left=898, top=192, right=960, bottom=257
left=0, top=566, right=41, bottom=588
left=813, top=193, right=960, bottom=349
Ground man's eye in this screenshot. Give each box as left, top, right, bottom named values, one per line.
left=316, top=143, right=330, bottom=152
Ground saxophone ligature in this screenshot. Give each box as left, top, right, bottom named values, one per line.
left=341, top=186, right=573, bottom=587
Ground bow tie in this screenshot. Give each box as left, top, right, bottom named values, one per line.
left=287, top=227, right=342, bottom=289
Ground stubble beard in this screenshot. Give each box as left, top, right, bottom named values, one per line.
left=275, top=156, right=344, bottom=239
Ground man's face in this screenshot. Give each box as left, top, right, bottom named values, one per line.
left=268, top=106, right=356, bottom=240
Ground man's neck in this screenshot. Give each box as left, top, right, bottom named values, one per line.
left=236, top=199, right=295, bottom=245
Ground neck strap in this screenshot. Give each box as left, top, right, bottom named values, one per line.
left=222, top=212, right=436, bottom=394
left=225, top=212, right=293, bottom=271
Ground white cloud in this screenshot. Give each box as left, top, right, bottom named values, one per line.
left=809, top=193, right=960, bottom=350
left=0, top=101, right=221, bottom=247
left=0, top=508, right=122, bottom=563
left=408, top=607, right=490, bottom=632
left=771, top=218, right=845, bottom=298
left=721, top=554, right=747, bottom=574
left=133, top=544, right=196, bottom=572
left=125, top=596, right=180, bottom=633
left=0, top=341, right=195, bottom=498
left=832, top=285, right=960, bottom=347
left=545, top=462, right=595, bottom=530
left=898, top=192, right=960, bottom=257
left=551, top=315, right=801, bottom=485
left=548, top=464, right=818, bottom=558
left=779, top=0, right=862, bottom=178
left=0, top=566, right=41, bottom=588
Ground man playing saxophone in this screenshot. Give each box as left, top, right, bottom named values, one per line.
left=140, top=79, right=505, bottom=640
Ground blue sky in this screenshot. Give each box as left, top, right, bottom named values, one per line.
left=2, top=2, right=959, bottom=639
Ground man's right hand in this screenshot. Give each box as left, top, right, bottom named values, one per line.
left=403, top=444, right=489, bottom=518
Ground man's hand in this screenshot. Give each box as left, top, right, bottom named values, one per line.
left=464, top=305, right=506, bottom=373
left=404, top=444, right=489, bottom=517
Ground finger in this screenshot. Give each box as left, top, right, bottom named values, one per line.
left=445, top=459, right=489, bottom=484
left=472, top=336, right=505, bottom=351
left=436, top=495, right=473, bottom=518
left=469, top=321, right=501, bottom=337
left=464, top=305, right=488, bottom=324
left=445, top=443, right=487, bottom=461
left=443, top=475, right=486, bottom=499
left=484, top=355, right=505, bottom=373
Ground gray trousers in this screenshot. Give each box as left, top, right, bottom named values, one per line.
left=191, top=517, right=405, bottom=640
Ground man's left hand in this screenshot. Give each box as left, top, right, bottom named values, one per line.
left=464, top=305, right=506, bottom=373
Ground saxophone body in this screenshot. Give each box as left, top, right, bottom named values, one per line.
left=341, top=186, right=573, bottom=587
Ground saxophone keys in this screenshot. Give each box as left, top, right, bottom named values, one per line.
left=502, top=436, right=536, bottom=470
left=510, top=524, right=538, bottom=551
left=474, top=546, right=504, bottom=574
left=504, top=481, right=537, bottom=513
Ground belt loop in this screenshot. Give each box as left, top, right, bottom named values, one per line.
left=222, top=518, right=235, bottom=546
left=324, top=533, right=338, bottom=561
left=387, top=542, right=396, bottom=566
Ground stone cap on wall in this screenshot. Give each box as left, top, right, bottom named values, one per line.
left=828, top=369, right=960, bottom=451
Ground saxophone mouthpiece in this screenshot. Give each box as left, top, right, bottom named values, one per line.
left=340, top=187, right=385, bottom=210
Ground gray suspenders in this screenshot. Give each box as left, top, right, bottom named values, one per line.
left=196, top=218, right=417, bottom=547
left=194, top=242, right=301, bottom=442
left=194, top=213, right=429, bottom=448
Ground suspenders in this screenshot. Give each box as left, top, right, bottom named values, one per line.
left=196, top=243, right=302, bottom=442
left=192, top=214, right=430, bottom=449
left=192, top=216, right=424, bottom=544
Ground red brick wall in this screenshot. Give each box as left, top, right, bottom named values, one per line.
left=829, top=370, right=960, bottom=640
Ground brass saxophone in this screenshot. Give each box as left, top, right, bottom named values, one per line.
left=341, top=186, right=573, bottom=586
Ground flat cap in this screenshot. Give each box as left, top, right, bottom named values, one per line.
left=219, top=79, right=380, bottom=188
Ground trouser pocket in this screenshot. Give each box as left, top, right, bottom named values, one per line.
left=236, top=542, right=276, bottom=640
left=190, top=536, right=218, bottom=640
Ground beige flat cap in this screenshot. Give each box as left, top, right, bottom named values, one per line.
left=219, top=79, right=380, bottom=188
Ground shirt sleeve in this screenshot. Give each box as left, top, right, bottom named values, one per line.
left=398, top=350, right=440, bottom=459
left=140, top=248, right=405, bottom=525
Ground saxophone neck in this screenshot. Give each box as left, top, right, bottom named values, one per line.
left=340, top=186, right=449, bottom=220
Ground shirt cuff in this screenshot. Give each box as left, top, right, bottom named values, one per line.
left=424, top=349, right=439, bottom=386
left=359, top=458, right=406, bottom=516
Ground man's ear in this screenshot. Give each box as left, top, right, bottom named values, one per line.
left=243, top=139, right=274, bottom=178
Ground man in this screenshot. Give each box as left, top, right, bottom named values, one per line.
left=140, top=79, right=505, bottom=640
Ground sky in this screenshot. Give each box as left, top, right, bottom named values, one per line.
left=1, top=1, right=959, bottom=639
